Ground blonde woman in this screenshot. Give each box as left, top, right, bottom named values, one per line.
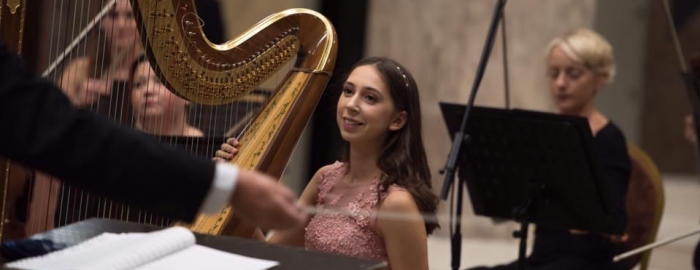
left=471, top=29, right=631, bottom=270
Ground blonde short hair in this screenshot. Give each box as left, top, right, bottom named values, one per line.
left=546, top=28, right=616, bottom=84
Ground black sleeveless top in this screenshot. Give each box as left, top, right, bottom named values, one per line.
left=529, top=122, right=631, bottom=267
left=78, top=80, right=131, bottom=126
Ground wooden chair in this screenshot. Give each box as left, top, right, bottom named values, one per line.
left=619, top=143, right=665, bottom=270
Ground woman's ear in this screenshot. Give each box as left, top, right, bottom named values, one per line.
left=389, top=111, right=408, bottom=131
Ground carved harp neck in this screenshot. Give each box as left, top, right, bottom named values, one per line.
left=131, top=1, right=337, bottom=236
left=131, top=1, right=337, bottom=105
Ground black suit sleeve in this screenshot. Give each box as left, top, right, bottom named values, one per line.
left=0, top=40, right=214, bottom=222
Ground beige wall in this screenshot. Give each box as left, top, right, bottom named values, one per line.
left=594, top=0, right=650, bottom=145
left=366, top=0, right=597, bottom=236
left=640, top=0, right=700, bottom=174
left=218, top=0, right=318, bottom=39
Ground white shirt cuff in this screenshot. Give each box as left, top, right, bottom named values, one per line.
left=199, top=163, right=238, bottom=214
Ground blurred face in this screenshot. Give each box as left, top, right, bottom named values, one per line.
left=100, top=0, right=137, bottom=50
left=547, top=46, right=605, bottom=115
left=131, top=62, right=188, bottom=118
left=336, top=65, right=406, bottom=144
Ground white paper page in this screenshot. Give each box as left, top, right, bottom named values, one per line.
left=6, top=233, right=146, bottom=270
left=78, top=227, right=195, bottom=270
left=6, top=227, right=194, bottom=270
left=133, top=245, right=279, bottom=270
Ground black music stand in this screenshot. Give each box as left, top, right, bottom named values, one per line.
left=440, top=103, right=625, bottom=270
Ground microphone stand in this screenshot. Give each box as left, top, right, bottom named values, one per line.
left=439, top=1, right=508, bottom=269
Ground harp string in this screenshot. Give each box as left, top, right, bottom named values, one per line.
left=77, top=1, right=95, bottom=228
left=132, top=50, right=160, bottom=226
left=52, top=0, right=71, bottom=232
left=75, top=0, right=91, bottom=229
left=51, top=0, right=153, bottom=228
left=61, top=0, right=81, bottom=228
left=32, top=0, right=57, bottom=235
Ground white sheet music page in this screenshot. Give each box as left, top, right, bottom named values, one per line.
left=5, top=227, right=278, bottom=270
left=133, top=245, right=278, bottom=270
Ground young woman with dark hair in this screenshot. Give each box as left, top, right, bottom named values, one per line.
left=215, top=56, right=438, bottom=270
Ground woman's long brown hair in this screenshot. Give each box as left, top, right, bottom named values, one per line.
left=342, top=57, right=439, bottom=234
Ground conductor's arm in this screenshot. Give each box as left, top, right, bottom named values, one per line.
left=0, top=41, right=305, bottom=229
left=0, top=40, right=212, bottom=221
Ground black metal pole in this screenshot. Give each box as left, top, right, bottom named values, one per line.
left=517, top=221, right=529, bottom=270
left=439, top=1, right=509, bottom=270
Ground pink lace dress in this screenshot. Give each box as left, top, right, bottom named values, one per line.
left=305, top=161, right=405, bottom=268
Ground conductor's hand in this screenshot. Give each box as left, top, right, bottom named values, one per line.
left=230, top=169, right=306, bottom=230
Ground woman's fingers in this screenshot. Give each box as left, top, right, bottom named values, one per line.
left=220, top=142, right=239, bottom=154
left=215, top=149, right=233, bottom=160
left=225, top=138, right=240, bottom=147
left=215, top=138, right=241, bottom=161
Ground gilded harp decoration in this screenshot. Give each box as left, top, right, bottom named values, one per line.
left=130, top=1, right=337, bottom=235
left=6, top=0, right=21, bottom=15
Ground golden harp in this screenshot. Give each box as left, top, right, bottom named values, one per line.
left=0, top=0, right=336, bottom=239
left=131, top=1, right=338, bottom=236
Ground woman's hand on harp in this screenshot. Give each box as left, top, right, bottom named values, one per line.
left=73, top=78, right=111, bottom=107
left=213, top=138, right=239, bottom=162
